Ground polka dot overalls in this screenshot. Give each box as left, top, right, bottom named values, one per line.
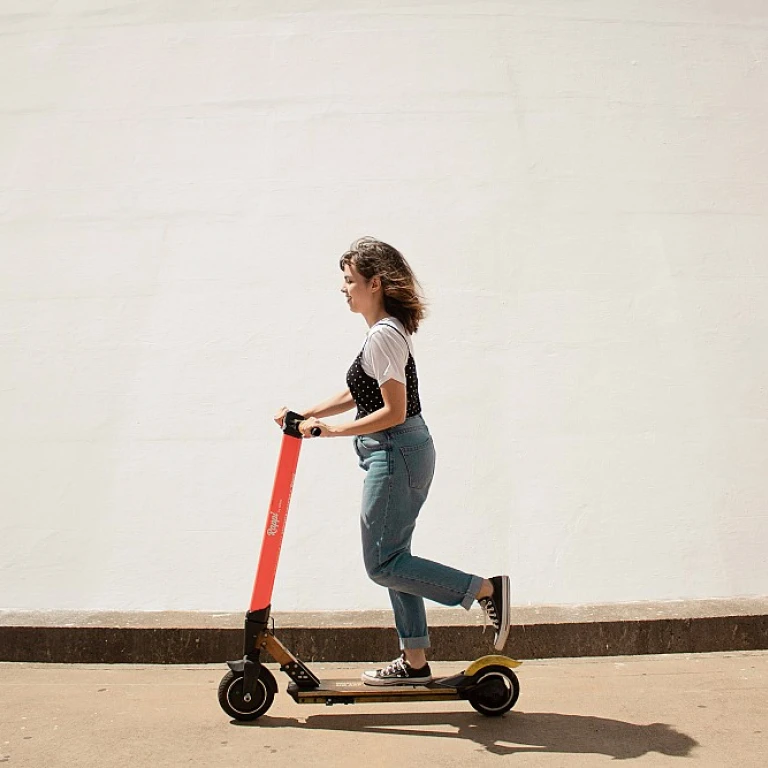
left=346, top=321, right=422, bottom=420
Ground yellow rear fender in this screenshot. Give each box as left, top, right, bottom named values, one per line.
left=465, top=655, right=522, bottom=676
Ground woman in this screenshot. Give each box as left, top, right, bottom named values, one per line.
left=275, top=237, right=510, bottom=686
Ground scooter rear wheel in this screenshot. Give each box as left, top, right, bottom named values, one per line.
left=218, top=668, right=276, bottom=721
left=467, top=666, right=520, bottom=717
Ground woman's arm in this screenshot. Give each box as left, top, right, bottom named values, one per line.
left=275, top=388, right=355, bottom=428
left=301, top=379, right=407, bottom=437
left=302, top=388, right=356, bottom=419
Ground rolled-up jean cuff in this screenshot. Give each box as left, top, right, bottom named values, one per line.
left=462, top=575, right=485, bottom=611
left=400, top=635, right=431, bottom=650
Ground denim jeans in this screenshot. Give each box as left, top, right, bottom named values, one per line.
left=354, top=414, right=483, bottom=650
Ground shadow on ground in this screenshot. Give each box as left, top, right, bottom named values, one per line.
left=235, top=710, right=699, bottom=759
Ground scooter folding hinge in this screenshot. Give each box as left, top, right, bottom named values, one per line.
left=244, top=607, right=272, bottom=655
left=280, top=660, right=321, bottom=691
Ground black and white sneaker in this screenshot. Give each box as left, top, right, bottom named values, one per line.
left=479, top=575, right=511, bottom=651
left=361, top=655, right=433, bottom=686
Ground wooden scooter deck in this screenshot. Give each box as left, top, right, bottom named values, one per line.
left=287, top=677, right=462, bottom=705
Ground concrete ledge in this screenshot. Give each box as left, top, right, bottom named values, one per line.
left=1, top=598, right=766, bottom=664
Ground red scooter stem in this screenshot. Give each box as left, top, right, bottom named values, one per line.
left=249, top=432, right=302, bottom=612
left=249, top=413, right=317, bottom=612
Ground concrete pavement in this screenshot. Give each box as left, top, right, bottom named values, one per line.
left=1, top=651, right=766, bottom=767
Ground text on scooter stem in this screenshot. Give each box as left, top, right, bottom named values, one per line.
left=267, top=507, right=281, bottom=537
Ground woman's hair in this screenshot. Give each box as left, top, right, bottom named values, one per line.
left=339, top=237, right=427, bottom=334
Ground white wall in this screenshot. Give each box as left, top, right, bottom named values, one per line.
left=1, top=1, right=767, bottom=613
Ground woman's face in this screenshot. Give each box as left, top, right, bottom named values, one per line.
left=341, top=262, right=379, bottom=315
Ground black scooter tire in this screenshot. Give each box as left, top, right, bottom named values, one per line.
left=218, top=668, right=276, bottom=721
left=467, top=666, right=520, bottom=717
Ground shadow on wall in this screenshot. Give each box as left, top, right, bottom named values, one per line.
left=236, top=710, right=699, bottom=759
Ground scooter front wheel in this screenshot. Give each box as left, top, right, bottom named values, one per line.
left=467, top=666, right=520, bottom=717
left=218, top=668, right=276, bottom=721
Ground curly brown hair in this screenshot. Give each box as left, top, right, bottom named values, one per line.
left=339, top=237, right=427, bottom=334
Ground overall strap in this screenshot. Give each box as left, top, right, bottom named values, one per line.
left=373, top=320, right=410, bottom=346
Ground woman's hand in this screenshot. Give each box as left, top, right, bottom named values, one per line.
left=274, top=406, right=289, bottom=428
left=299, top=416, right=330, bottom=438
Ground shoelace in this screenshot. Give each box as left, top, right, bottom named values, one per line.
left=378, top=657, right=409, bottom=678
left=479, top=597, right=499, bottom=634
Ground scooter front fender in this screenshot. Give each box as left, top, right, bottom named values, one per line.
left=465, top=654, right=522, bottom=676
left=226, top=656, right=279, bottom=696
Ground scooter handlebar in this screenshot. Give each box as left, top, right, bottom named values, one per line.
left=283, top=410, right=322, bottom=438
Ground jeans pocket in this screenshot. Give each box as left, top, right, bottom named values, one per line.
left=399, top=437, right=436, bottom=490
left=359, top=433, right=387, bottom=451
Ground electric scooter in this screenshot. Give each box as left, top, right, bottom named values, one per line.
left=218, top=411, right=522, bottom=721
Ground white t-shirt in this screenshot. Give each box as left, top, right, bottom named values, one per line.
left=361, top=317, right=414, bottom=386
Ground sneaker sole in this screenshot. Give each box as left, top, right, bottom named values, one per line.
left=361, top=676, right=433, bottom=687
left=494, top=575, right=511, bottom=652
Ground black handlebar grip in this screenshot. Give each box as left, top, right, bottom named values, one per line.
left=283, top=411, right=322, bottom=438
